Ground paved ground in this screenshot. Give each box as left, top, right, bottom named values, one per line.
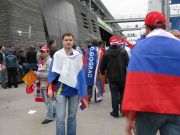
left=0, top=84, right=126, bottom=135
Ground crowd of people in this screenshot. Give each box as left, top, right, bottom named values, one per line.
left=0, top=40, right=57, bottom=89
left=0, top=11, right=180, bottom=135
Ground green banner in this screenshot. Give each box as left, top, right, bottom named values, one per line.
left=97, top=17, right=113, bottom=34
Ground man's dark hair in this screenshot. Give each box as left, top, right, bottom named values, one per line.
left=0, top=45, right=2, bottom=50
left=72, top=43, right=76, bottom=49
left=88, top=45, right=92, bottom=48
left=146, top=20, right=166, bottom=31
left=48, top=39, right=56, bottom=46
left=99, top=41, right=106, bottom=46
left=92, top=39, right=99, bottom=46
left=62, top=32, right=74, bottom=40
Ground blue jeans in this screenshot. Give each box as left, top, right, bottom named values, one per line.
left=41, top=89, right=55, bottom=120
left=136, top=112, right=180, bottom=135
left=56, top=95, right=79, bottom=135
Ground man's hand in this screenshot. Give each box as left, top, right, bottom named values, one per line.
left=33, top=71, right=37, bottom=76
left=125, top=111, right=136, bottom=135
left=125, top=120, right=136, bottom=135
left=47, top=84, right=53, bottom=98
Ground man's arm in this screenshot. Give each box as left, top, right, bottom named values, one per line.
left=47, top=58, right=59, bottom=98
left=125, top=111, right=136, bottom=135
left=100, top=53, right=107, bottom=75
left=0, top=52, right=3, bottom=64
left=124, top=50, right=129, bottom=68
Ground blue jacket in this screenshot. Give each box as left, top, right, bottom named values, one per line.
left=5, top=54, right=18, bottom=68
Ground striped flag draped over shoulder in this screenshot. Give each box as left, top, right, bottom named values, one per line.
left=122, top=29, right=180, bottom=115
left=51, top=49, right=87, bottom=98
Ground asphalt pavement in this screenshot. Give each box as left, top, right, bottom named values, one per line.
left=0, top=84, right=126, bottom=135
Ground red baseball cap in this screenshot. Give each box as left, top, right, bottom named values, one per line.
left=40, top=45, right=50, bottom=52
left=117, top=38, right=125, bottom=45
left=145, top=11, right=166, bottom=27
left=109, top=36, right=118, bottom=46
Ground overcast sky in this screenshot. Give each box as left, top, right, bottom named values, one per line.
left=100, top=0, right=149, bottom=41
left=101, top=0, right=149, bottom=18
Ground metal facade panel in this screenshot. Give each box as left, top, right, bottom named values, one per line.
left=39, top=0, right=79, bottom=48
left=0, top=0, right=10, bottom=45
left=0, top=0, right=46, bottom=47
left=0, top=0, right=111, bottom=47
left=72, top=0, right=101, bottom=45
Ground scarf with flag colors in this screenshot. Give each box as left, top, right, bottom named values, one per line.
left=122, top=29, right=180, bottom=115
left=84, top=46, right=98, bottom=86
left=83, top=46, right=105, bottom=96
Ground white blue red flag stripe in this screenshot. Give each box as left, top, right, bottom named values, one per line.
left=122, top=29, right=180, bottom=115
left=50, top=49, right=87, bottom=98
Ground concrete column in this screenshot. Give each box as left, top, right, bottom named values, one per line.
left=163, top=0, right=170, bottom=30
left=89, top=0, right=91, bottom=10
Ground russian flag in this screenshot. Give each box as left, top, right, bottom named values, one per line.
left=122, top=29, right=180, bottom=115
left=50, top=49, right=87, bottom=99
left=79, top=99, right=87, bottom=110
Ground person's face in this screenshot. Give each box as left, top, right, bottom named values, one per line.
left=62, top=36, right=74, bottom=50
left=51, top=41, right=56, bottom=49
left=20, top=47, right=24, bottom=50
left=171, top=31, right=180, bottom=39
left=40, top=50, right=49, bottom=59
left=2, top=46, right=5, bottom=52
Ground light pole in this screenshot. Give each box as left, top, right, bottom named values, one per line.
left=89, top=0, right=92, bottom=10
left=16, top=25, right=31, bottom=47
left=16, top=25, right=31, bottom=39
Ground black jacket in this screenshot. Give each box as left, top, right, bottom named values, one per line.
left=0, top=52, right=3, bottom=64
left=100, top=46, right=129, bottom=83
left=50, top=48, right=57, bottom=58
left=27, top=50, right=37, bottom=64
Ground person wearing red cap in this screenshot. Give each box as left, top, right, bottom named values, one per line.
left=34, top=45, right=55, bottom=124
left=100, top=36, right=129, bottom=118
left=117, top=37, right=134, bottom=58
left=122, top=11, right=180, bottom=135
